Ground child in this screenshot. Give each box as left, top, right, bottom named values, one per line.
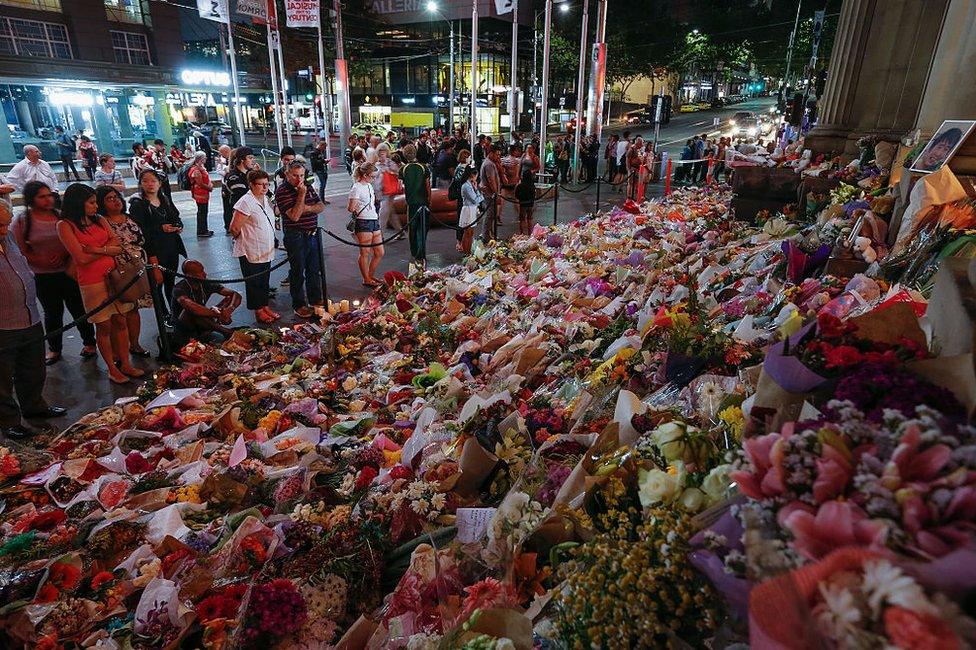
left=515, top=168, right=536, bottom=236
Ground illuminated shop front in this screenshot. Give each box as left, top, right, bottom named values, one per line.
left=0, top=70, right=271, bottom=164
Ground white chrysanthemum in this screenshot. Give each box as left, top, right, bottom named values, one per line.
left=411, top=498, right=430, bottom=515
left=862, top=559, right=935, bottom=617
left=430, top=492, right=446, bottom=511
left=406, top=481, right=425, bottom=499
left=813, top=581, right=862, bottom=644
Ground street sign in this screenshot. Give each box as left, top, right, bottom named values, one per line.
left=197, top=0, right=228, bottom=22
left=285, top=0, right=320, bottom=28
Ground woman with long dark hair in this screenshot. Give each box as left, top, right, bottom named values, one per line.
left=128, top=169, right=186, bottom=317
left=57, top=183, right=143, bottom=384
left=96, top=185, right=151, bottom=358
left=12, top=181, right=97, bottom=365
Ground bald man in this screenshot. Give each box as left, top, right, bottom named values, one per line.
left=6, top=145, right=59, bottom=192
left=171, top=259, right=241, bottom=344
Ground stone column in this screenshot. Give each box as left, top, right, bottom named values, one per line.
left=806, top=0, right=950, bottom=157
left=914, top=0, right=976, bottom=172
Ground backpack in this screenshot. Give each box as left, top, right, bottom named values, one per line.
left=448, top=175, right=463, bottom=201
left=177, top=162, right=193, bottom=191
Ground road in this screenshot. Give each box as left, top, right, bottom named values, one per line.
left=602, top=96, right=779, bottom=158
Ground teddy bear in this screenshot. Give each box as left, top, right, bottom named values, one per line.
left=853, top=236, right=878, bottom=263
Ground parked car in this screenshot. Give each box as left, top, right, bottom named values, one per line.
left=678, top=103, right=699, bottom=113
left=696, top=101, right=711, bottom=110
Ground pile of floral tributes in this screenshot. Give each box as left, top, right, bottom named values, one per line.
left=1, top=182, right=974, bottom=649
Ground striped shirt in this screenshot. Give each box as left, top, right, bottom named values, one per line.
left=0, top=233, right=41, bottom=330
left=274, top=180, right=321, bottom=232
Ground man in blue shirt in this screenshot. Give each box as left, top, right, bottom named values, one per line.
left=0, top=204, right=66, bottom=439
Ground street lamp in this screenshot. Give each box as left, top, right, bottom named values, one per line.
left=560, top=3, right=569, bottom=11
left=426, top=2, right=455, bottom=135
left=532, top=2, right=570, bottom=133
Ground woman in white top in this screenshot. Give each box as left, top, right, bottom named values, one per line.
left=374, top=143, right=401, bottom=230
left=347, top=162, right=384, bottom=287
left=230, top=169, right=279, bottom=324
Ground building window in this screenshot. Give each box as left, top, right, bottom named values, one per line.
left=105, top=0, right=148, bottom=25
left=111, top=30, right=151, bottom=65
left=0, top=17, right=71, bottom=59
left=0, top=0, right=62, bottom=10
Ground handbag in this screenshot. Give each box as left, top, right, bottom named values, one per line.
left=382, top=170, right=403, bottom=196
left=107, top=255, right=150, bottom=303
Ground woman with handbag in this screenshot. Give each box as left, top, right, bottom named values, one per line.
left=57, top=183, right=143, bottom=385
left=375, top=144, right=401, bottom=230
left=12, top=181, right=98, bottom=365
left=458, top=165, right=482, bottom=254
left=128, top=169, right=187, bottom=319
left=96, top=186, right=152, bottom=359
left=347, top=163, right=384, bottom=287
left=230, top=170, right=280, bottom=324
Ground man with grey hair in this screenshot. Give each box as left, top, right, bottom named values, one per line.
left=6, top=145, right=59, bottom=192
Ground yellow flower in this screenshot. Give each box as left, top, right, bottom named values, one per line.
left=718, top=406, right=744, bottom=440
left=257, top=409, right=282, bottom=432
left=382, top=449, right=401, bottom=468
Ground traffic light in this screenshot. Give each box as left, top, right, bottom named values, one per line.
left=649, top=95, right=671, bottom=125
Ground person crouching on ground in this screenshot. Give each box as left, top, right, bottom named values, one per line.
left=347, top=163, right=384, bottom=287
left=172, top=259, right=241, bottom=344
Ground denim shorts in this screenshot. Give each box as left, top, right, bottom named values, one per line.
left=354, top=219, right=380, bottom=233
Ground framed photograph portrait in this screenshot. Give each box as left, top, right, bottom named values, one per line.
left=910, top=120, right=976, bottom=173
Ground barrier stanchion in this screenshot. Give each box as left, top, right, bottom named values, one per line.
left=665, top=159, right=673, bottom=196
left=316, top=226, right=329, bottom=303
left=595, top=177, right=601, bottom=211
left=553, top=182, right=559, bottom=226
left=147, top=268, right=173, bottom=362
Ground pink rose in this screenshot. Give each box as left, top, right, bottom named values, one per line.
left=782, top=500, right=887, bottom=560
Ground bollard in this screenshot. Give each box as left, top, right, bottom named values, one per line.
left=665, top=159, right=673, bottom=196
left=316, top=226, right=329, bottom=303
left=147, top=267, right=173, bottom=362
left=552, top=183, right=559, bottom=226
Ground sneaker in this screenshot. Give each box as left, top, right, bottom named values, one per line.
left=294, top=306, right=314, bottom=319
left=2, top=424, right=35, bottom=440
left=280, top=278, right=290, bottom=286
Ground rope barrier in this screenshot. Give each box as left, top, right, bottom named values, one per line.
left=148, top=254, right=292, bottom=283
left=320, top=225, right=407, bottom=248
left=0, top=267, right=147, bottom=355
left=496, top=185, right=556, bottom=205
left=558, top=181, right=597, bottom=194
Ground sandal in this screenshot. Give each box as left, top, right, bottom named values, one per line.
left=129, top=347, right=151, bottom=358
left=109, top=372, right=130, bottom=385
left=362, top=280, right=381, bottom=288
left=45, top=352, right=62, bottom=366
left=80, top=347, right=97, bottom=359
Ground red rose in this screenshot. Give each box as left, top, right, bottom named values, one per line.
left=823, top=344, right=863, bottom=369
left=355, top=465, right=379, bottom=491
left=817, top=312, right=856, bottom=339
left=90, top=571, right=114, bottom=591
left=389, top=465, right=413, bottom=481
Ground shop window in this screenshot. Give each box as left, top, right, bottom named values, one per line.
left=0, top=17, right=71, bottom=59
left=105, top=0, right=148, bottom=26
left=0, top=0, right=62, bottom=10
left=111, top=30, right=151, bottom=65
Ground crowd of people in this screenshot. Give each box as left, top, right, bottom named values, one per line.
left=0, top=118, right=775, bottom=436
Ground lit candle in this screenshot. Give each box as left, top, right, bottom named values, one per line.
left=340, top=299, right=350, bottom=312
